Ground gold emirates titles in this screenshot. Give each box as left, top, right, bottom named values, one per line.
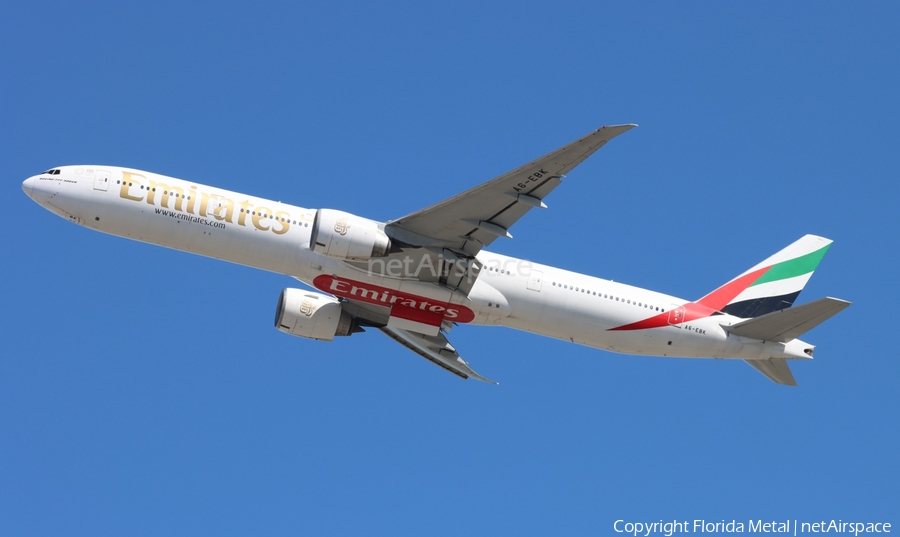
left=120, top=171, right=293, bottom=234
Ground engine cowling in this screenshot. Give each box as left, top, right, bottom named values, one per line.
left=274, top=289, right=360, bottom=341
left=309, top=209, right=391, bottom=261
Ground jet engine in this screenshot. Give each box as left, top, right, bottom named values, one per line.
left=274, top=289, right=361, bottom=341
left=309, top=209, right=391, bottom=261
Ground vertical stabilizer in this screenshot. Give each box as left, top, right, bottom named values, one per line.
left=698, top=235, right=833, bottom=318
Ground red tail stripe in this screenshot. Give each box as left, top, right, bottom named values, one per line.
left=609, top=302, right=719, bottom=331
left=610, top=265, right=775, bottom=332
left=696, top=265, right=771, bottom=311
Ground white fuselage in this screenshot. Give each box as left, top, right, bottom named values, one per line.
left=22, top=166, right=811, bottom=363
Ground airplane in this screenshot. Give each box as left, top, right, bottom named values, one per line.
left=21, top=124, right=850, bottom=386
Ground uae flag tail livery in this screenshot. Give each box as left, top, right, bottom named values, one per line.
left=700, top=234, right=833, bottom=318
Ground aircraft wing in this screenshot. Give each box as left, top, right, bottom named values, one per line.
left=380, top=326, right=497, bottom=384
left=385, top=124, right=636, bottom=257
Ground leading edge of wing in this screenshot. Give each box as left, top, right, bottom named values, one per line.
left=385, top=124, right=637, bottom=251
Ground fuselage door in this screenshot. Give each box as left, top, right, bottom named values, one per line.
left=527, top=269, right=543, bottom=291
left=93, top=170, right=110, bottom=191
left=668, top=305, right=685, bottom=325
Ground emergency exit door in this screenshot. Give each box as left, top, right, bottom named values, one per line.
left=527, top=269, right=543, bottom=291
left=93, top=170, right=110, bottom=191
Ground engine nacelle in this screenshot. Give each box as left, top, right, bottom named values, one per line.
left=274, top=289, right=359, bottom=341
left=309, top=209, right=391, bottom=261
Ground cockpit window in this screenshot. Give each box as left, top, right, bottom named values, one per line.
left=43, top=169, right=61, bottom=175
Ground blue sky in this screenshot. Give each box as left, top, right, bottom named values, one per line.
left=2, top=2, right=897, bottom=535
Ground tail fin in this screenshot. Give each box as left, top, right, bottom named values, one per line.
left=697, top=235, right=833, bottom=318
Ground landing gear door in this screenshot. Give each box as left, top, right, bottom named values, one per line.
left=93, top=170, right=110, bottom=191
left=668, top=305, right=685, bottom=325
left=527, top=269, right=543, bottom=292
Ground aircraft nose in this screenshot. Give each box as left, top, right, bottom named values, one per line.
left=22, top=176, right=36, bottom=198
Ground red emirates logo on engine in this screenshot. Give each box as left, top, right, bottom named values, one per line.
left=313, top=275, right=475, bottom=323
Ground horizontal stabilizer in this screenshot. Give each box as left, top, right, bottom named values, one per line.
left=744, top=359, right=797, bottom=386
left=380, top=326, right=497, bottom=384
left=724, top=297, right=851, bottom=342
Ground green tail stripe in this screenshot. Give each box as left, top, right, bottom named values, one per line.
left=751, top=244, right=832, bottom=287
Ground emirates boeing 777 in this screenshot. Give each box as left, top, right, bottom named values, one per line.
left=22, top=125, right=850, bottom=385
